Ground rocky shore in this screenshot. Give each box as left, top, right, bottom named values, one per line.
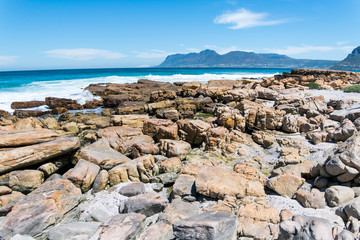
left=0, top=69, right=360, bottom=239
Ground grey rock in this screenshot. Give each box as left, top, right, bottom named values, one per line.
left=336, top=229, right=356, bottom=240
left=122, top=193, right=168, bottom=217
left=47, top=222, right=100, bottom=240
left=45, top=173, right=63, bottom=182
left=314, top=176, right=328, bottom=189
left=152, top=183, right=164, bottom=192
left=137, top=222, right=174, bottom=240
left=118, top=182, right=146, bottom=197
left=172, top=174, right=196, bottom=197
left=92, top=170, right=108, bottom=193
left=158, top=172, right=178, bottom=186
left=90, top=213, right=145, bottom=240
left=9, top=170, right=44, bottom=194
left=278, top=215, right=334, bottom=240
left=343, top=197, right=360, bottom=220
left=10, top=235, right=36, bottom=240
left=173, top=211, right=237, bottom=240
left=88, top=208, right=112, bottom=222
left=159, top=199, right=201, bottom=224
left=325, top=186, right=355, bottom=207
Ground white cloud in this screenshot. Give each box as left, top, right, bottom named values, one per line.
left=0, top=56, right=17, bottom=65
left=44, top=48, right=127, bottom=60
left=214, top=8, right=286, bottom=29
left=336, top=41, right=350, bottom=46
left=135, top=49, right=175, bottom=59
left=204, top=45, right=253, bottom=54
left=264, top=44, right=355, bottom=55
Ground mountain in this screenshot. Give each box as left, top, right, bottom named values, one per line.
left=158, top=49, right=338, bottom=69
left=331, top=46, right=360, bottom=70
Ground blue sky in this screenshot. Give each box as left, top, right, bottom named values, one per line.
left=0, top=0, right=359, bottom=70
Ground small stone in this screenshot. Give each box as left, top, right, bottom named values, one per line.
left=280, top=209, right=294, bottom=222
left=122, top=193, right=169, bottom=217
left=325, top=185, right=355, bottom=207
left=118, top=182, right=146, bottom=197
left=158, top=172, right=178, bottom=186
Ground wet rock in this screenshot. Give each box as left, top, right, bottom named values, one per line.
left=159, top=139, right=191, bottom=160
left=67, top=159, right=100, bottom=192
left=118, top=182, right=146, bottom=197
left=325, top=186, right=355, bottom=207
left=92, top=170, right=108, bottom=193
left=296, top=189, right=326, bottom=209
left=47, top=222, right=100, bottom=240
left=195, top=166, right=265, bottom=199
left=122, top=192, right=168, bottom=217
left=2, top=179, right=81, bottom=239
left=173, top=211, right=237, bottom=240
left=75, top=140, right=131, bottom=169
left=266, top=173, right=305, bottom=198
left=9, top=170, right=44, bottom=194
left=45, top=97, right=82, bottom=110
left=0, top=137, right=80, bottom=174
left=90, top=213, right=145, bottom=240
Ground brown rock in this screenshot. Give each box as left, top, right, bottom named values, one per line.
left=75, top=140, right=131, bottom=169
left=0, top=129, right=61, bottom=148
left=178, top=119, right=211, bottom=145
left=92, top=170, right=109, bottom=193
left=142, top=119, right=174, bottom=137
left=11, top=101, right=45, bottom=109
left=156, top=123, right=178, bottom=140
left=252, top=131, right=276, bottom=148
left=108, top=155, right=156, bottom=185
left=159, top=157, right=182, bottom=173
left=67, top=159, right=100, bottom=192
left=159, top=139, right=191, bottom=160
left=96, top=126, right=143, bottom=150
left=267, top=173, right=305, bottom=198
left=0, top=186, right=12, bottom=195
left=131, top=142, right=159, bottom=158
left=295, top=189, right=325, bottom=209
left=0, top=137, right=80, bottom=174
left=195, top=166, right=265, bottom=199
left=112, top=114, right=150, bottom=128
left=238, top=203, right=280, bottom=224
left=0, top=191, right=24, bottom=207
left=9, top=170, right=44, bottom=194
left=0, top=110, right=10, bottom=118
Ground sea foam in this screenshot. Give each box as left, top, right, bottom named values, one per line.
left=0, top=73, right=276, bottom=113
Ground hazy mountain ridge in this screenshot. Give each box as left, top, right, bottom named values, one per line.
left=158, top=49, right=338, bottom=68
left=331, top=46, right=360, bottom=70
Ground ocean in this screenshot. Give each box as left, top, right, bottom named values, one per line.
left=0, top=68, right=289, bottom=113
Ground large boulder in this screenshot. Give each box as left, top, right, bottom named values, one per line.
left=90, top=213, right=145, bottom=240
left=325, top=185, right=355, bottom=207
left=173, top=211, right=238, bottom=240
left=0, top=137, right=80, bottom=174
left=1, top=179, right=82, bottom=239
left=96, top=126, right=143, bottom=151
left=195, top=166, right=265, bottom=199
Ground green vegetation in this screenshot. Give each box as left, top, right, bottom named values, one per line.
left=343, top=85, right=360, bottom=93
left=194, top=113, right=214, bottom=119
left=308, top=82, right=320, bottom=89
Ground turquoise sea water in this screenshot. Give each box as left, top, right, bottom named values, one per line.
left=0, top=68, right=289, bottom=112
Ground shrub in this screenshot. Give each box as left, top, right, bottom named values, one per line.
left=343, top=85, right=360, bottom=93
left=308, top=82, right=320, bottom=89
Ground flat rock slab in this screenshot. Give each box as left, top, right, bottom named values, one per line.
left=76, top=140, right=131, bottom=169
left=0, top=129, right=61, bottom=148
left=90, top=213, right=145, bottom=240
left=173, top=211, right=237, bottom=240
left=0, top=137, right=80, bottom=174
left=1, top=179, right=82, bottom=239
left=195, top=166, right=265, bottom=199
left=47, top=222, right=100, bottom=240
